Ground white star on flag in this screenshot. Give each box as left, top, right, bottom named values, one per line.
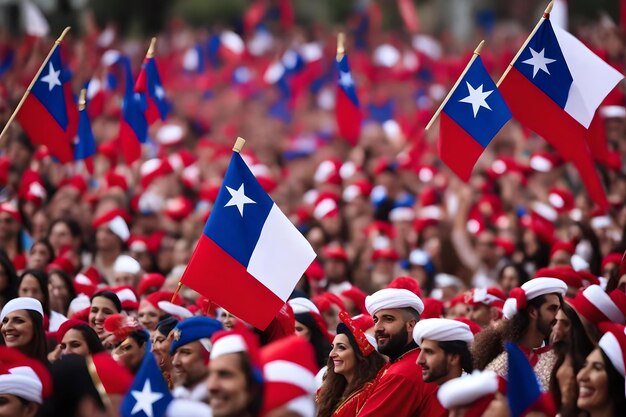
left=522, top=47, right=556, bottom=78
left=130, top=379, right=163, bottom=417
left=339, top=71, right=354, bottom=88
left=225, top=183, right=256, bottom=216
left=154, top=85, right=165, bottom=100
left=459, top=81, right=493, bottom=118
left=40, top=62, right=61, bottom=91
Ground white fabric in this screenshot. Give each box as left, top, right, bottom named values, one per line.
left=288, top=298, right=320, bottom=315
left=553, top=23, right=624, bottom=128
left=551, top=0, right=568, bottom=29
left=247, top=204, right=317, bottom=301
left=599, top=331, right=625, bottom=377
left=412, top=318, right=474, bottom=346
left=0, top=366, right=43, bottom=403
left=600, top=105, right=626, bottom=119
left=503, top=278, right=567, bottom=319
left=285, top=395, right=316, bottom=417
left=472, top=288, right=502, bottom=305
left=113, top=255, right=141, bottom=275
left=115, top=288, right=137, bottom=303
left=68, top=294, right=91, bottom=313
left=157, top=301, right=193, bottom=320
left=365, top=288, right=425, bottom=316
left=108, top=216, right=130, bottom=242
left=583, top=285, right=625, bottom=324
left=21, top=0, right=49, bottom=37
left=0, top=297, right=43, bottom=322
left=264, top=360, right=316, bottom=394
left=437, top=370, right=498, bottom=409
left=409, top=249, right=429, bottom=266
left=166, top=399, right=212, bottom=417
left=157, top=124, right=184, bottom=145
left=389, top=207, right=415, bottom=222
left=210, top=334, right=246, bottom=360
left=48, top=311, right=68, bottom=332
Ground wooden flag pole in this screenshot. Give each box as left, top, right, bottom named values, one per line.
left=170, top=136, right=247, bottom=305
left=337, top=32, right=345, bottom=61
left=146, top=37, right=157, bottom=59
left=497, top=1, right=553, bottom=86
left=0, top=26, right=71, bottom=145
left=78, top=88, right=87, bottom=111
left=425, top=40, right=485, bottom=131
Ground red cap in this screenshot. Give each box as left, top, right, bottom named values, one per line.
left=351, top=313, right=375, bottom=332
left=303, top=259, right=324, bottom=281
left=104, top=171, right=128, bottom=191
left=548, top=188, right=575, bottom=213
left=453, top=317, right=482, bottom=335
left=422, top=297, right=444, bottom=319
left=46, top=256, right=75, bottom=276
left=570, top=285, right=626, bottom=325
left=59, top=175, right=88, bottom=196
left=136, top=273, right=166, bottom=296
left=340, top=287, right=367, bottom=315
left=338, top=311, right=375, bottom=356
left=372, top=247, right=399, bottom=262
left=322, top=243, right=348, bottom=261
left=140, top=158, right=174, bottom=189
left=56, top=319, right=89, bottom=343
left=549, top=241, right=576, bottom=258
left=143, top=291, right=181, bottom=309
left=529, top=151, right=562, bottom=172
left=0, top=200, right=20, bottom=222
left=386, top=276, right=423, bottom=298
left=92, top=208, right=131, bottom=242
left=602, top=252, right=623, bottom=271
left=163, top=196, right=194, bottom=221
left=465, top=287, right=506, bottom=308
left=535, top=266, right=582, bottom=289
left=312, top=293, right=346, bottom=314
left=314, top=159, right=342, bottom=185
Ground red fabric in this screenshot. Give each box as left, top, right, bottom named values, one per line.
left=180, top=234, right=285, bottom=330
left=336, top=81, right=362, bottom=145
left=118, top=120, right=142, bottom=165
left=397, top=0, right=419, bottom=33
left=499, top=67, right=608, bottom=209
left=586, top=110, right=610, bottom=164
left=358, top=348, right=444, bottom=417
left=439, top=112, right=486, bottom=182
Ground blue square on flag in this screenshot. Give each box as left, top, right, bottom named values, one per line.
left=120, top=349, right=172, bottom=417
left=443, top=56, right=512, bottom=148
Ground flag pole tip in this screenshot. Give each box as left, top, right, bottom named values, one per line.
left=545, top=1, right=554, bottom=16
left=233, top=137, right=246, bottom=152
left=474, top=40, right=485, bottom=55
left=147, top=37, right=157, bottom=58
left=337, top=32, right=345, bottom=60
left=171, top=282, right=183, bottom=303
left=57, top=27, right=71, bottom=43
left=78, top=89, right=86, bottom=110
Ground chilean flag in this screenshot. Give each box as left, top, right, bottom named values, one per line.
left=440, top=56, right=511, bottom=181
left=74, top=98, right=97, bottom=174
left=335, top=54, right=362, bottom=145
left=16, top=47, right=77, bottom=163
left=179, top=151, right=316, bottom=330
left=499, top=18, right=623, bottom=209
left=135, top=56, right=170, bottom=124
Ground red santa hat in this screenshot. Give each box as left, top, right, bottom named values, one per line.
left=56, top=319, right=89, bottom=343
left=0, top=346, right=51, bottom=404
left=386, top=276, right=423, bottom=298
left=322, top=243, right=348, bottom=261
left=342, top=180, right=372, bottom=203
left=412, top=318, right=474, bottom=346
left=155, top=122, right=186, bottom=147
left=601, top=252, right=623, bottom=271
left=103, top=171, right=128, bottom=192
left=313, top=197, right=339, bottom=220
left=340, top=287, right=367, bottom=315
left=73, top=267, right=100, bottom=297
left=0, top=200, right=20, bottom=222
left=112, top=286, right=139, bottom=311
left=312, top=293, right=346, bottom=314
left=503, top=278, right=567, bottom=319
left=597, top=322, right=626, bottom=396
left=142, top=291, right=179, bottom=309
left=140, top=158, right=174, bottom=189
left=549, top=241, right=576, bottom=259
left=570, top=285, right=626, bottom=325
left=371, top=247, right=400, bottom=262
left=548, top=188, right=575, bottom=213
left=136, top=273, right=166, bottom=296
left=535, top=266, right=582, bottom=291
left=465, top=287, right=506, bottom=308
left=210, top=329, right=262, bottom=382
left=92, top=209, right=130, bottom=242
left=529, top=151, right=562, bottom=172
left=314, top=159, right=342, bottom=185
left=163, top=196, right=194, bottom=221
left=260, top=335, right=318, bottom=417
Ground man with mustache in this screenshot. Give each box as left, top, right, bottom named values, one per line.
left=473, top=277, right=567, bottom=391
left=358, top=288, right=445, bottom=417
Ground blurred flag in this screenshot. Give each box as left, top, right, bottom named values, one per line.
left=498, top=16, right=623, bottom=209
left=15, top=44, right=77, bottom=163
left=179, top=147, right=316, bottom=330
left=21, top=0, right=49, bottom=38
left=74, top=90, right=97, bottom=174
left=438, top=53, right=511, bottom=181
left=335, top=50, right=362, bottom=145
left=120, top=348, right=172, bottom=417
left=135, top=44, right=171, bottom=124
left=397, top=0, right=420, bottom=33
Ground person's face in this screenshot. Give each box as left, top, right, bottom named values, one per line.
left=550, top=309, right=570, bottom=345
left=0, top=212, right=18, bottom=241
left=498, top=266, right=520, bottom=295
left=61, top=328, right=90, bottom=356
left=0, top=310, right=34, bottom=349
left=113, top=272, right=137, bottom=288
left=48, top=273, right=70, bottom=313
left=468, top=304, right=492, bottom=328
left=207, top=352, right=252, bottom=417
left=138, top=301, right=160, bottom=331
left=330, top=333, right=357, bottom=379
left=534, top=294, right=561, bottom=339
left=417, top=339, right=453, bottom=384
left=577, top=348, right=609, bottom=412
left=171, top=341, right=209, bottom=388
left=294, top=321, right=311, bottom=340
left=475, top=232, right=496, bottom=262
left=114, top=337, right=145, bottom=373
left=28, top=243, right=51, bottom=270
left=151, top=331, right=172, bottom=368
left=322, top=306, right=340, bottom=335
left=48, top=222, right=73, bottom=254
left=549, top=250, right=571, bottom=268
left=219, top=310, right=239, bottom=331
left=0, top=394, right=38, bottom=417
left=556, top=354, right=576, bottom=407
left=95, top=227, right=120, bottom=252
left=89, top=296, right=118, bottom=336
left=325, top=258, right=347, bottom=283
left=373, top=308, right=414, bottom=357
left=18, top=275, right=44, bottom=304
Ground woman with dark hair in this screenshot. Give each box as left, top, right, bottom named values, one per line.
left=152, top=316, right=178, bottom=389
left=576, top=323, right=626, bottom=417
left=0, top=297, right=48, bottom=363
left=46, top=218, right=84, bottom=257
left=549, top=302, right=594, bottom=417
left=56, top=319, right=104, bottom=358
left=89, top=290, right=121, bottom=341
left=0, top=249, right=18, bottom=310
left=47, top=269, right=76, bottom=316
left=288, top=297, right=332, bottom=369
left=17, top=269, right=67, bottom=331
left=317, top=312, right=388, bottom=417
left=496, top=263, right=529, bottom=296
left=27, top=238, right=54, bottom=270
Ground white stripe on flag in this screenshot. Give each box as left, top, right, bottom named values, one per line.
left=247, top=204, right=316, bottom=301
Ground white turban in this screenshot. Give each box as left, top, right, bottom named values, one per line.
left=365, top=288, right=424, bottom=316
left=0, top=365, right=44, bottom=404
left=412, top=318, right=474, bottom=346
left=437, top=370, right=499, bottom=409
left=0, top=297, right=43, bottom=322
left=288, top=298, right=320, bottom=315
left=503, top=277, right=567, bottom=319
left=157, top=301, right=193, bottom=320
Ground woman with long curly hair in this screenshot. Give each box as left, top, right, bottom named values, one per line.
left=317, top=312, right=388, bottom=417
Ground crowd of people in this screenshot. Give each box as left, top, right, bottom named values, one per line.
left=0, top=1, right=626, bottom=417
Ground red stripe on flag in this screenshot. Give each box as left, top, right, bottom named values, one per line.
left=439, top=113, right=486, bottom=182
left=586, top=111, right=609, bottom=165
left=500, top=68, right=607, bottom=209
left=17, top=94, right=74, bottom=163
left=180, top=234, right=285, bottom=330
left=336, top=89, right=361, bottom=145
left=118, top=120, right=142, bottom=165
